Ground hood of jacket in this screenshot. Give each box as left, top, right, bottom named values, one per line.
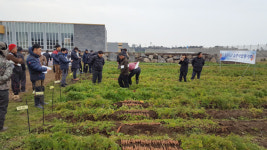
left=58, top=52, right=64, bottom=56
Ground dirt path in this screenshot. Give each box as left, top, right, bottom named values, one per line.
left=9, top=70, right=55, bottom=99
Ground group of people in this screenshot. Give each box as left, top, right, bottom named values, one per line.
left=0, top=40, right=204, bottom=132
left=178, top=52, right=205, bottom=82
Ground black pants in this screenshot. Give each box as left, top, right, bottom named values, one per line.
left=32, top=80, right=45, bottom=106
left=129, top=68, right=141, bottom=85
left=118, top=74, right=129, bottom=88
left=20, top=70, right=26, bottom=92
left=89, top=64, right=92, bottom=73
left=11, top=71, right=21, bottom=95
left=0, top=90, right=9, bottom=130
left=83, top=63, right=89, bottom=73
left=191, top=70, right=202, bottom=80
left=179, top=71, right=187, bottom=82
left=72, top=68, right=78, bottom=79
left=92, top=70, right=102, bottom=83
left=79, top=62, right=83, bottom=73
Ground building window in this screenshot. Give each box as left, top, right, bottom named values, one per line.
left=47, top=33, right=58, bottom=50
left=16, top=32, right=28, bottom=49
left=61, top=33, right=73, bottom=50
left=31, top=32, right=44, bottom=49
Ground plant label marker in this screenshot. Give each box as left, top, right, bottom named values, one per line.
left=16, top=105, right=28, bottom=111
left=54, top=81, right=60, bottom=84
left=51, top=82, right=55, bottom=112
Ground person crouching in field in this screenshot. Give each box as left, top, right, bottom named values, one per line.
left=0, top=42, right=14, bottom=132
left=118, top=53, right=129, bottom=88
left=191, top=52, right=205, bottom=80
left=89, top=51, right=105, bottom=84
left=179, top=54, right=189, bottom=82
left=27, top=44, right=50, bottom=109
left=6, top=44, right=24, bottom=102
left=128, top=62, right=141, bottom=85
left=59, top=48, right=72, bottom=87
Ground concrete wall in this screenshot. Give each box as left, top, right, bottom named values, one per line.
left=107, top=42, right=133, bottom=52
left=74, top=24, right=106, bottom=51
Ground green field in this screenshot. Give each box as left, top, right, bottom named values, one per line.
left=1, top=61, right=267, bottom=150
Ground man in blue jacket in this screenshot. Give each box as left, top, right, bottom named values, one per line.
left=59, top=48, right=72, bottom=87
left=27, top=44, right=50, bottom=109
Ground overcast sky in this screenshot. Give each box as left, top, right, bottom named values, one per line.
left=1, top=0, right=267, bottom=47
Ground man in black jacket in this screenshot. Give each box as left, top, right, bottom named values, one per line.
left=118, top=53, right=129, bottom=88
left=43, top=50, right=51, bottom=66
left=17, top=47, right=26, bottom=92
left=89, top=51, right=105, bottom=84
left=82, top=49, right=89, bottom=73
left=71, top=47, right=80, bottom=81
left=88, top=50, right=94, bottom=73
left=179, top=54, right=189, bottom=82
left=191, top=52, right=205, bottom=80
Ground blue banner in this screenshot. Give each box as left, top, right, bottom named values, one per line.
left=220, top=50, right=256, bottom=64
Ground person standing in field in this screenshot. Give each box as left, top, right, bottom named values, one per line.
left=39, top=54, right=47, bottom=66
left=78, top=50, right=83, bottom=74
left=26, top=44, right=50, bottom=109
left=117, top=48, right=129, bottom=69
left=59, top=48, right=72, bottom=87
left=89, top=51, right=105, bottom=84
left=88, top=50, right=94, bottom=73
left=191, top=52, right=205, bottom=80
left=118, top=53, right=129, bottom=88
left=82, top=49, right=89, bottom=73
left=17, top=47, right=26, bottom=92
left=0, top=42, right=14, bottom=132
left=6, top=44, right=24, bottom=102
left=51, top=44, right=62, bottom=82
left=71, top=47, right=80, bottom=81
left=128, top=62, right=141, bottom=85
left=179, top=54, right=189, bottom=82
left=43, top=50, right=51, bottom=66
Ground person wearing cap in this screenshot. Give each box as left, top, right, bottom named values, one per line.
left=59, top=48, right=72, bottom=87
left=6, top=44, right=24, bottom=102
left=82, top=49, right=90, bottom=73
left=117, top=49, right=129, bottom=69
left=71, top=47, right=80, bottom=81
left=0, top=42, right=14, bottom=132
left=43, top=50, right=51, bottom=66
left=17, top=47, right=26, bottom=92
left=51, top=44, right=62, bottom=82
left=89, top=51, right=105, bottom=84
left=128, top=62, right=141, bottom=85
left=27, top=44, right=50, bottom=109
left=118, top=52, right=129, bottom=88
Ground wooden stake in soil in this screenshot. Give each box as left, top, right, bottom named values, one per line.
left=26, top=98, right=30, bottom=133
